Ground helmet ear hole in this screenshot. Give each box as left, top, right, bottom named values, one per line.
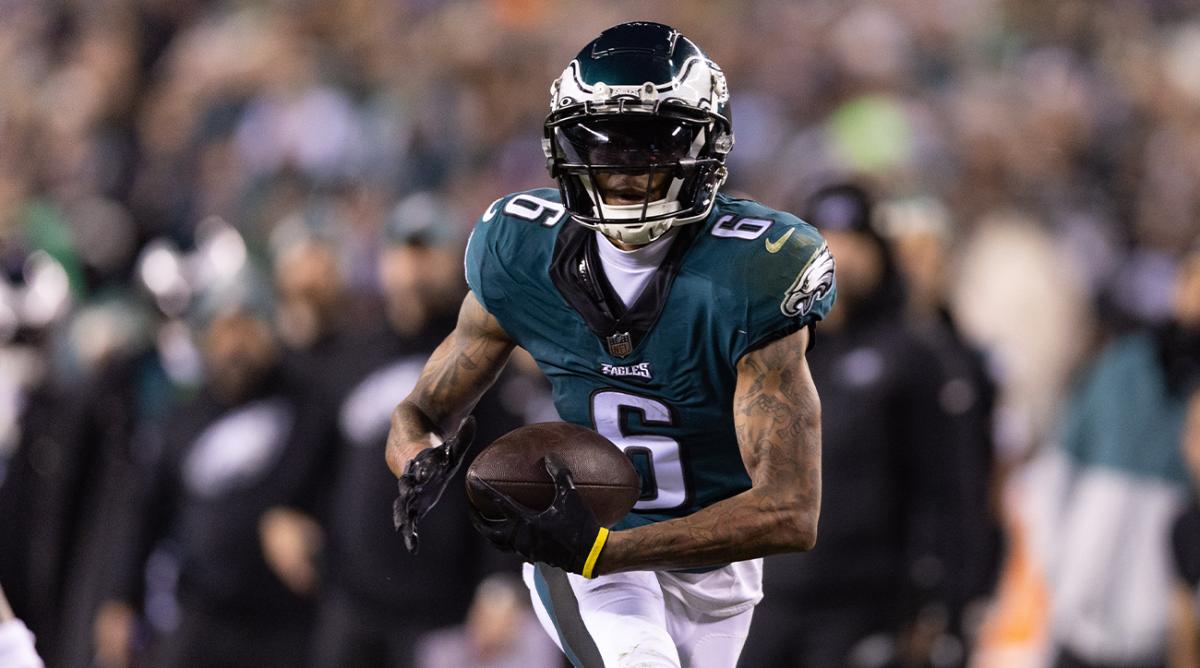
left=713, top=131, right=734, bottom=154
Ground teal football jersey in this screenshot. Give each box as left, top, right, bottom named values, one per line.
left=465, top=188, right=836, bottom=528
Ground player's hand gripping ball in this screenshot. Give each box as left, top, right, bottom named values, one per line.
left=465, top=422, right=640, bottom=577
left=393, top=416, right=476, bottom=555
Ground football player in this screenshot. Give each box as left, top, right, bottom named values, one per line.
left=387, top=21, right=836, bottom=668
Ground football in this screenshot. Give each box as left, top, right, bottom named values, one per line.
left=466, top=422, right=641, bottom=527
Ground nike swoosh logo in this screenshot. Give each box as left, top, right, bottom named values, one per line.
left=765, top=227, right=794, bottom=253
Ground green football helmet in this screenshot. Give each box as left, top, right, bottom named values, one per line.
left=543, top=22, right=734, bottom=246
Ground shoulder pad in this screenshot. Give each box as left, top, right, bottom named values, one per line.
left=770, top=223, right=836, bottom=320
left=702, top=199, right=836, bottom=359
left=465, top=188, right=566, bottom=311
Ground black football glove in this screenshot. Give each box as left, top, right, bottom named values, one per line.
left=467, top=454, right=609, bottom=578
left=393, top=416, right=476, bottom=555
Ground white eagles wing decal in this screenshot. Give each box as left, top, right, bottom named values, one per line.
left=781, top=243, right=835, bottom=317
left=339, top=358, right=424, bottom=447
left=182, top=398, right=294, bottom=497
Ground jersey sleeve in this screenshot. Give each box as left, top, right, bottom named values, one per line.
left=463, top=189, right=565, bottom=331
left=464, top=197, right=502, bottom=312
left=733, top=221, right=836, bottom=360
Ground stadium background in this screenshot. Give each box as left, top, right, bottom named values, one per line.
left=0, top=0, right=1198, bottom=666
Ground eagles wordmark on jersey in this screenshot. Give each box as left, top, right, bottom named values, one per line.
left=466, top=187, right=836, bottom=528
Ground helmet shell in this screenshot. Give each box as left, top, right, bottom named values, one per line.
left=543, top=22, right=734, bottom=245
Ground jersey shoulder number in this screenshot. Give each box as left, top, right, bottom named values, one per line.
left=482, top=191, right=567, bottom=228
left=478, top=188, right=566, bottom=227
left=465, top=188, right=564, bottom=313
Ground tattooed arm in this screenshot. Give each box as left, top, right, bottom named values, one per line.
left=385, top=292, right=516, bottom=478
left=594, top=327, right=821, bottom=574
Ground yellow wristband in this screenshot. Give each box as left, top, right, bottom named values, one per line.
left=581, top=527, right=610, bottom=579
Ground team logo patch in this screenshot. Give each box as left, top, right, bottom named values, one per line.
left=606, top=331, right=634, bottom=358
left=781, top=243, right=835, bottom=317
left=600, top=362, right=653, bottom=380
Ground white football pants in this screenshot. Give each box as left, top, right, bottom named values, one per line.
left=523, top=562, right=757, bottom=668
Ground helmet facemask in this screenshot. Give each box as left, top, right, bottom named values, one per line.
left=546, top=104, right=729, bottom=246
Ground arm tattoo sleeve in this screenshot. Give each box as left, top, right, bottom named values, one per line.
left=734, top=330, right=822, bottom=516
left=409, top=294, right=514, bottom=431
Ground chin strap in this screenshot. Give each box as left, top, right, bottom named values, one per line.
left=578, top=169, right=683, bottom=246
left=601, top=218, right=674, bottom=246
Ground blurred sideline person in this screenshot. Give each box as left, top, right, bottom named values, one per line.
left=0, top=583, right=44, bottom=668
left=259, top=193, right=525, bottom=667
left=416, top=573, right=560, bottom=668
left=0, top=319, right=96, bottom=660
left=257, top=229, right=356, bottom=600
left=1029, top=243, right=1200, bottom=668
left=272, top=230, right=352, bottom=379
left=52, top=315, right=192, bottom=668
left=389, top=22, right=836, bottom=668
left=0, top=286, right=186, bottom=666
left=93, top=309, right=334, bottom=668
left=1169, top=391, right=1200, bottom=668
left=741, top=183, right=967, bottom=668
left=878, top=195, right=1003, bottom=641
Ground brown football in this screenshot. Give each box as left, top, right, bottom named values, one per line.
left=466, top=422, right=641, bottom=527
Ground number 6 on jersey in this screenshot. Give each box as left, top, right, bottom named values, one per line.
left=591, top=390, right=685, bottom=511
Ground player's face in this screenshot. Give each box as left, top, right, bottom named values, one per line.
left=554, top=116, right=700, bottom=205
left=593, top=170, right=672, bottom=205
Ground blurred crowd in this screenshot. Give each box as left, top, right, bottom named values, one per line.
left=0, top=0, right=1199, bottom=667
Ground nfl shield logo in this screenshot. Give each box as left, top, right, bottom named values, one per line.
left=607, top=331, right=633, bottom=358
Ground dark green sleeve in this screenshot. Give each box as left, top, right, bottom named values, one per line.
left=734, top=223, right=837, bottom=360
left=464, top=198, right=501, bottom=312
